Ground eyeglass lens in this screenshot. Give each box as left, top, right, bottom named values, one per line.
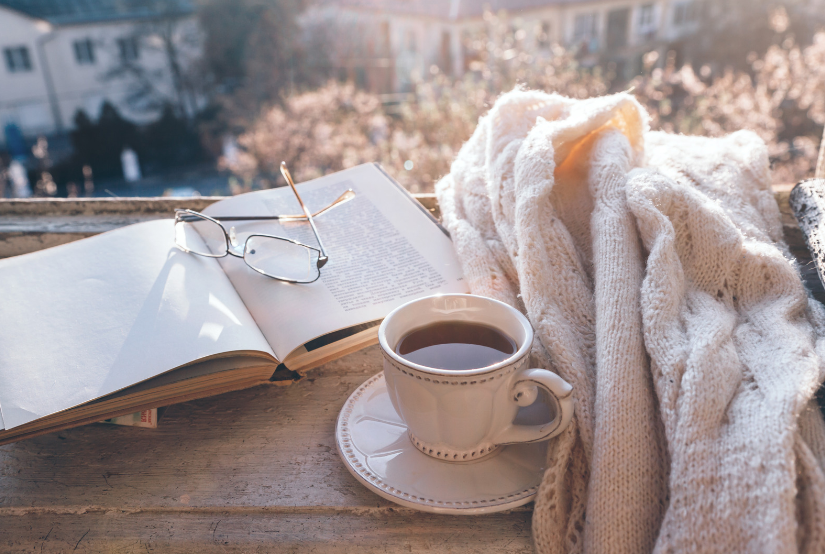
left=174, top=213, right=227, bottom=257
left=244, top=236, right=320, bottom=282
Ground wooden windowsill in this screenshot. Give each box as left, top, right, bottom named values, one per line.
left=0, top=195, right=438, bottom=259
left=0, top=185, right=818, bottom=552
left=0, top=188, right=819, bottom=301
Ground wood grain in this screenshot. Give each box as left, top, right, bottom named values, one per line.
left=774, top=184, right=825, bottom=303
left=0, top=346, right=533, bottom=552
left=0, top=348, right=390, bottom=509
left=0, top=187, right=819, bottom=552
left=0, top=194, right=440, bottom=259
left=0, top=511, right=533, bottom=553
left=0, top=189, right=818, bottom=300
left=789, top=180, right=825, bottom=300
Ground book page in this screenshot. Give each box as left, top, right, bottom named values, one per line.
left=0, top=220, right=274, bottom=430
left=203, top=163, right=468, bottom=361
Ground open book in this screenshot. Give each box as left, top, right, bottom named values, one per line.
left=0, top=164, right=467, bottom=445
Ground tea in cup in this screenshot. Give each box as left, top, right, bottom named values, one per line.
left=378, top=294, right=574, bottom=462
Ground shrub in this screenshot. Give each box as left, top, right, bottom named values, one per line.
left=227, top=16, right=825, bottom=192
left=50, top=102, right=208, bottom=189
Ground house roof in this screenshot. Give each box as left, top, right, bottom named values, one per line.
left=0, top=0, right=194, bottom=26
left=322, top=0, right=615, bottom=20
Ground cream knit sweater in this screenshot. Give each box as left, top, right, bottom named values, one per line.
left=435, top=90, right=825, bottom=553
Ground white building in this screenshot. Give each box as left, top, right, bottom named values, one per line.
left=0, top=0, right=200, bottom=147
left=306, top=0, right=708, bottom=93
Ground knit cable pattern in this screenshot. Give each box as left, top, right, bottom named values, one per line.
left=435, top=90, right=825, bottom=554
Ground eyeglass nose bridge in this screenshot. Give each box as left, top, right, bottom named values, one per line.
left=226, top=226, right=246, bottom=258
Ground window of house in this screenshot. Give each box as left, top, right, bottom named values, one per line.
left=440, top=30, right=453, bottom=75
left=380, top=21, right=391, bottom=54
left=73, top=38, right=95, bottom=65
left=674, top=2, right=686, bottom=25
left=687, top=1, right=701, bottom=21
left=606, top=8, right=630, bottom=49
left=355, top=66, right=367, bottom=88
left=573, top=12, right=597, bottom=43
left=407, top=30, right=417, bottom=53
left=4, top=46, right=32, bottom=73
left=117, top=37, right=140, bottom=62
left=673, top=1, right=697, bottom=26
left=537, top=20, right=552, bottom=48
left=638, top=3, right=657, bottom=34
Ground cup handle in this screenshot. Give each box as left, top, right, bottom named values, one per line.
left=493, top=368, right=574, bottom=445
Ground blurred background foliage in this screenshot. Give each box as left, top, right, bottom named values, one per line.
left=6, top=0, right=825, bottom=196
left=222, top=6, right=825, bottom=192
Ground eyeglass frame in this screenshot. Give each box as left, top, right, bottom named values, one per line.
left=173, top=162, right=353, bottom=284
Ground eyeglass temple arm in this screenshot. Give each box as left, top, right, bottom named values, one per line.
left=198, top=189, right=355, bottom=223
left=280, top=162, right=328, bottom=266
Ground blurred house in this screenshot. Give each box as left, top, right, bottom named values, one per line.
left=0, top=0, right=200, bottom=147
left=305, top=0, right=708, bottom=92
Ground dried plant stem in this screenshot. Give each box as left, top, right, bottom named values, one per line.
left=817, top=125, right=825, bottom=179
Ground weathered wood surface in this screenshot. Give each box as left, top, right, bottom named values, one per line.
left=775, top=183, right=825, bottom=303
left=1, top=512, right=533, bottom=553
left=0, top=185, right=820, bottom=552
left=0, top=346, right=533, bottom=552
left=789, top=179, right=825, bottom=299
left=0, top=188, right=821, bottom=301
left=0, top=195, right=440, bottom=258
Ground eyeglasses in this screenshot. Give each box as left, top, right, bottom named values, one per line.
left=174, top=162, right=355, bottom=283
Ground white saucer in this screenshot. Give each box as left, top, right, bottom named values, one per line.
left=336, top=372, right=549, bottom=515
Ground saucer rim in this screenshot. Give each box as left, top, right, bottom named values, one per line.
left=335, top=372, right=542, bottom=515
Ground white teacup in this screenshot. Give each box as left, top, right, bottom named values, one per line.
left=378, top=294, right=574, bottom=462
